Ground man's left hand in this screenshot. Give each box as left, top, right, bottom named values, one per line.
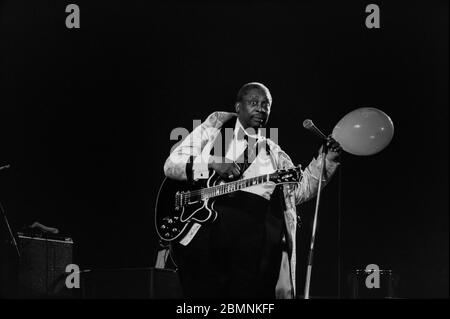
left=324, top=135, right=342, bottom=162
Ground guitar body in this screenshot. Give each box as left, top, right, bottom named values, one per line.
left=155, top=172, right=221, bottom=242
left=154, top=166, right=301, bottom=243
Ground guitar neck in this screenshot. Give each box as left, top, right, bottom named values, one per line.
left=198, top=174, right=269, bottom=201
left=177, top=166, right=301, bottom=206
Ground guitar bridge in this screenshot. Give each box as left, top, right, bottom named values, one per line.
left=175, top=190, right=200, bottom=209
left=174, top=191, right=182, bottom=210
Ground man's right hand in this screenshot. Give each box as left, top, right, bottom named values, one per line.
left=208, top=156, right=241, bottom=180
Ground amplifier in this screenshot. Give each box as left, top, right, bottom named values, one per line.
left=16, top=233, right=75, bottom=298
left=348, top=269, right=399, bottom=299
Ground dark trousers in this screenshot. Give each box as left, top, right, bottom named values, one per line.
left=173, top=191, right=284, bottom=299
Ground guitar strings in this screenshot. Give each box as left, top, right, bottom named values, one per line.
left=182, top=181, right=302, bottom=204
left=181, top=167, right=302, bottom=200
left=184, top=176, right=269, bottom=197
left=185, top=174, right=301, bottom=197
left=183, top=179, right=301, bottom=199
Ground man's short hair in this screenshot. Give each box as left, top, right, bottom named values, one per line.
left=236, top=82, right=272, bottom=105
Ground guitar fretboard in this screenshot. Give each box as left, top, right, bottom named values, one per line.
left=189, top=174, right=269, bottom=202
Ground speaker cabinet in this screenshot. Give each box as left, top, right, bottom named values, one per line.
left=348, top=269, right=399, bottom=299
left=80, top=267, right=183, bottom=299
left=17, top=233, right=75, bottom=298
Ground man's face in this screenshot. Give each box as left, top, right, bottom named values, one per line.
left=235, top=88, right=271, bottom=130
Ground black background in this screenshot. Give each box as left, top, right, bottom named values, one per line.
left=0, top=0, right=448, bottom=298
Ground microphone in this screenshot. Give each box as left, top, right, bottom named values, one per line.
left=0, top=164, right=10, bottom=171
left=303, top=119, right=328, bottom=140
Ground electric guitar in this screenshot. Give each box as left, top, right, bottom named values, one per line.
left=154, top=166, right=302, bottom=242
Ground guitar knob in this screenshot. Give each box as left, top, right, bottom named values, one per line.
left=172, top=228, right=178, bottom=233
left=160, top=225, right=166, bottom=230
left=164, top=233, right=170, bottom=237
left=168, top=219, right=173, bottom=224
left=173, top=216, right=179, bottom=220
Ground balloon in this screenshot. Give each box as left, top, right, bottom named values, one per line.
left=332, top=107, right=394, bottom=156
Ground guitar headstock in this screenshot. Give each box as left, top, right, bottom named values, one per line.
left=269, top=165, right=302, bottom=184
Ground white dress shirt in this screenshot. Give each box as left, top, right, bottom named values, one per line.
left=222, top=119, right=277, bottom=200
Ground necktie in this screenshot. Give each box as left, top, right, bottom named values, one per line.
left=240, top=135, right=257, bottom=173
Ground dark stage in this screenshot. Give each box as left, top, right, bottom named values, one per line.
left=0, top=0, right=448, bottom=300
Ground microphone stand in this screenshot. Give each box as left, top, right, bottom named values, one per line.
left=304, top=143, right=328, bottom=299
